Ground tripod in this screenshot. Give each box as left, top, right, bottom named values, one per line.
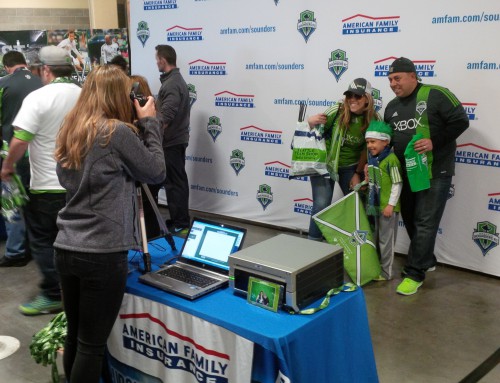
left=136, top=183, right=177, bottom=273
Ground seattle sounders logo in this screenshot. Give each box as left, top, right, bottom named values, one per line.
left=257, top=184, right=273, bottom=210
left=350, top=230, right=369, bottom=246
left=297, top=10, right=317, bottom=43
left=230, top=149, right=245, bottom=175
left=136, top=21, right=150, bottom=47
left=188, top=84, right=197, bottom=108
left=328, top=49, right=348, bottom=82
left=207, top=116, right=222, bottom=142
left=472, top=221, right=499, bottom=256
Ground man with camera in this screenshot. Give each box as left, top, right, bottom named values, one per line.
left=154, top=45, right=191, bottom=234
left=1, top=46, right=81, bottom=315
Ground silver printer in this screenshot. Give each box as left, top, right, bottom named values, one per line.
left=229, top=234, right=343, bottom=312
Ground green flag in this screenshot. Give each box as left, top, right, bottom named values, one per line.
left=313, top=191, right=381, bottom=286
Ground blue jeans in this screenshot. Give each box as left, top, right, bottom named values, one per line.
left=4, top=215, right=27, bottom=258
left=308, top=165, right=357, bottom=240
left=2, top=156, right=29, bottom=259
left=24, top=192, right=66, bottom=299
left=400, top=176, right=452, bottom=282
left=55, top=249, right=128, bottom=383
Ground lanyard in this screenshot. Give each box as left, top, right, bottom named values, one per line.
left=51, top=77, right=73, bottom=84
left=287, top=283, right=358, bottom=315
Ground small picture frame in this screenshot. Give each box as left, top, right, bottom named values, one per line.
left=247, top=277, right=282, bottom=312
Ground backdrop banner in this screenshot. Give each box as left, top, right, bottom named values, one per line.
left=129, top=0, right=500, bottom=276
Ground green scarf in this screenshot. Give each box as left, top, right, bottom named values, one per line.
left=416, top=85, right=433, bottom=178
left=323, top=103, right=343, bottom=181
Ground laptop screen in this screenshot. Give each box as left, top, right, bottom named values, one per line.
left=180, top=218, right=246, bottom=271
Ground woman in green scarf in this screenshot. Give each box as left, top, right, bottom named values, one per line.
left=307, top=78, right=379, bottom=240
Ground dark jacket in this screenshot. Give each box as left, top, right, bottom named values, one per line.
left=54, top=117, right=166, bottom=253
left=155, top=68, right=190, bottom=148
left=384, top=83, right=469, bottom=177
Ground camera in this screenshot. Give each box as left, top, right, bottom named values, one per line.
left=130, top=82, right=147, bottom=107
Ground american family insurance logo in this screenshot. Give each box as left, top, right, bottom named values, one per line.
left=488, top=192, right=500, bottom=212
left=294, top=198, right=313, bottom=215
left=462, top=102, right=478, bottom=120
left=167, top=25, right=203, bottom=41
left=189, top=59, right=227, bottom=75
left=456, top=143, right=500, bottom=168
left=215, top=91, right=254, bottom=108
left=342, top=14, right=400, bottom=34
left=264, top=161, right=307, bottom=181
left=374, top=57, right=436, bottom=77
left=240, top=125, right=282, bottom=144
left=119, top=313, right=230, bottom=382
left=143, top=0, right=177, bottom=10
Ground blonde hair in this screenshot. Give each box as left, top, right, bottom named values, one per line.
left=338, top=93, right=379, bottom=132
left=55, top=65, right=137, bottom=169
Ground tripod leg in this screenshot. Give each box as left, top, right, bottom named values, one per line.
left=141, top=183, right=177, bottom=251
left=137, top=187, right=151, bottom=273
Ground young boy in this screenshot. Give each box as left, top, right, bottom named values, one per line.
left=365, top=121, right=403, bottom=281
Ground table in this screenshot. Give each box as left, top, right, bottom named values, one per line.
left=109, top=236, right=379, bottom=383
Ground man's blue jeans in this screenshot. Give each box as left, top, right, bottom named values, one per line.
left=4, top=216, right=27, bottom=258
left=24, top=192, right=66, bottom=300
left=400, top=176, right=452, bottom=282
left=2, top=156, right=30, bottom=259
left=308, top=165, right=356, bottom=240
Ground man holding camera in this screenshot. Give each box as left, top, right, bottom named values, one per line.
left=154, top=45, right=191, bottom=234
left=1, top=46, right=81, bottom=315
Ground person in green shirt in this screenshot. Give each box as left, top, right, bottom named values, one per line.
left=365, top=121, right=403, bottom=281
left=307, top=78, right=379, bottom=240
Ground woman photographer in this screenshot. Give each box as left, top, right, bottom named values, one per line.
left=53, top=65, right=165, bottom=383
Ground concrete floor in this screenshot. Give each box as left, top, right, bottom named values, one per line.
left=1, top=210, right=499, bottom=383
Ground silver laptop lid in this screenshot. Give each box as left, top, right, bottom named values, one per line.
left=178, top=217, right=247, bottom=273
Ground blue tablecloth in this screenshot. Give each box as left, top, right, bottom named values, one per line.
left=126, top=236, right=379, bottom=383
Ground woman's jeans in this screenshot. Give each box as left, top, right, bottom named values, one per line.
left=308, top=165, right=357, bottom=240
left=55, top=249, right=128, bottom=383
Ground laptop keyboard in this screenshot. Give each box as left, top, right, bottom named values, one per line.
left=158, top=267, right=219, bottom=288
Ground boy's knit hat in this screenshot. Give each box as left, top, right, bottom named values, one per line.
left=365, top=120, right=393, bottom=142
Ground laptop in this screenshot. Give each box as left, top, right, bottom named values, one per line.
left=139, top=217, right=247, bottom=300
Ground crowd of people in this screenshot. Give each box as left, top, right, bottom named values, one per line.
left=0, top=36, right=469, bottom=381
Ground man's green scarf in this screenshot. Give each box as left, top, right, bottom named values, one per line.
left=416, top=85, right=433, bottom=178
